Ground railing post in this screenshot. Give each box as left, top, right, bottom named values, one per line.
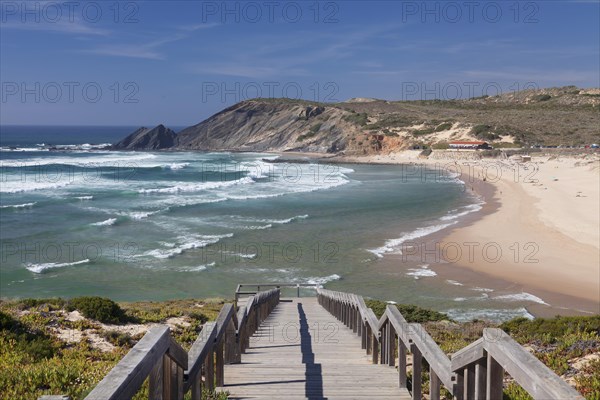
left=486, top=354, right=504, bottom=400
left=430, top=370, right=441, bottom=400
left=475, top=358, right=487, bottom=399
left=465, top=365, right=475, bottom=399
left=411, top=345, right=422, bottom=400
left=204, top=349, right=214, bottom=392
left=398, top=338, right=407, bottom=389
left=371, top=331, right=379, bottom=364
left=387, top=324, right=395, bottom=367
left=215, top=340, right=224, bottom=387
left=454, top=370, right=465, bottom=400
left=380, top=323, right=387, bottom=365
left=149, top=357, right=164, bottom=400
left=225, top=319, right=241, bottom=364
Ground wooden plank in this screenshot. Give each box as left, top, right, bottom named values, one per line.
left=85, top=326, right=170, bottom=400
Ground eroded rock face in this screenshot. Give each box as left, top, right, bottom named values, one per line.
left=298, top=106, right=325, bottom=120
left=112, top=124, right=177, bottom=150
left=172, top=100, right=359, bottom=153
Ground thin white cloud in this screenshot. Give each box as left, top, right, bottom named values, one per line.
left=1, top=18, right=110, bottom=36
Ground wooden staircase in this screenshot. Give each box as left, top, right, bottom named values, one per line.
left=75, top=284, right=584, bottom=400
left=220, top=297, right=411, bottom=399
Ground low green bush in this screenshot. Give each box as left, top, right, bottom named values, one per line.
left=435, top=122, right=453, bottom=132
left=532, top=94, right=552, bottom=102
left=364, top=300, right=449, bottom=323
left=0, top=311, right=55, bottom=361
left=500, top=315, right=600, bottom=343
left=67, top=297, right=127, bottom=324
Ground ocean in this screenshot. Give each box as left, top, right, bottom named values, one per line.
left=0, top=126, right=542, bottom=321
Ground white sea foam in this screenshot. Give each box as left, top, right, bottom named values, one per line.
left=2, top=152, right=156, bottom=167
left=25, top=259, right=90, bottom=274
left=75, top=196, right=94, bottom=200
left=0, top=147, right=49, bottom=152
left=439, top=202, right=483, bottom=221
left=144, top=234, right=233, bottom=259
left=138, top=177, right=254, bottom=194
left=446, top=280, right=464, bottom=286
left=0, top=179, right=74, bottom=193
left=471, top=287, right=494, bottom=292
left=174, top=262, right=216, bottom=272
left=368, top=222, right=456, bottom=258
left=257, top=215, right=309, bottom=224
left=304, top=274, right=341, bottom=285
left=243, top=224, right=273, bottom=230
left=167, top=163, right=190, bottom=170
left=91, top=218, right=117, bottom=226
left=444, top=307, right=535, bottom=323
left=223, top=252, right=257, bottom=260
left=494, top=292, right=549, bottom=305
left=406, top=264, right=437, bottom=279
left=118, top=210, right=159, bottom=220
left=0, top=202, right=36, bottom=209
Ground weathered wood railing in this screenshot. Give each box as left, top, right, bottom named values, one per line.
left=234, top=283, right=318, bottom=305
left=84, top=288, right=280, bottom=400
left=317, top=288, right=584, bottom=400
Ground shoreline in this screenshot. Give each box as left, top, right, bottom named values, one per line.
left=294, top=150, right=599, bottom=316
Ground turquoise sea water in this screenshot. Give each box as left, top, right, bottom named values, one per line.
left=0, top=127, right=546, bottom=321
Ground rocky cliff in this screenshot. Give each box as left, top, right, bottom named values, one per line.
left=112, top=87, right=600, bottom=153
left=112, top=124, right=177, bottom=150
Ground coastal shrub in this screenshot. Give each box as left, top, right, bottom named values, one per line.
left=366, top=115, right=414, bottom=130
left=471, top=124, right=492, bottom=135
left=420, top=148, right=432, bottom=157
left=18, top=298, right=66, bottom=311
left=101, top=330, right=134, bottom=348
left=500, top=315, right=600, bottom=343
left=575, top=359, right=600, bottom=398
left=67, top=296, right=127, bottom=324
left=383, top=129, right=396, bottom=137
left=343, top=112, right=368, bottom=126
left=435, top=122, right=453, bottom=132
left=297, top=124, right=323, bottom=142
left=412, top=127, right=435, bottom=136
left=0, top=311, right=55, bottom=361
left=533, top=94, right=552, bottom=102
left=364, top=300, right=449, bottom=323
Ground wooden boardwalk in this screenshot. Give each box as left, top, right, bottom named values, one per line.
left=219, top=298, right=411, bottom=400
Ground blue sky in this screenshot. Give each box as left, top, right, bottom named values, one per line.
left=1, top=0, right=599, bottom=126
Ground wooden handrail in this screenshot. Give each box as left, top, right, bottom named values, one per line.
left=85, top=326, right=178, bottom=400
left=316, top=288, right=584, bottom=400
left=452, top=328, right=584, bottom=400
left=83, top=287, right=280, bottom=400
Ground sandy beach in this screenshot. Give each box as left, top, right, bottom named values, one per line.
left=321, top=150, right=600, bottom=315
